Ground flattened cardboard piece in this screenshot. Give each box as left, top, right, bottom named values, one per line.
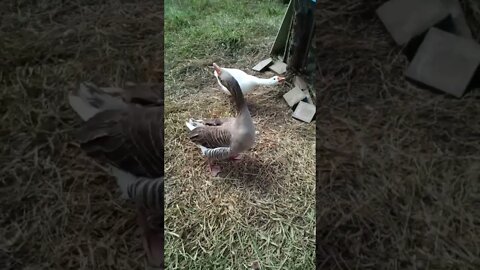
left=269, top=60, right=288, bottom=75
left=252, top=58, right=273, bottom=72
left=283, top=87, right=306, bottom=107
left=376, top=0, right=450, bottom=45
left=405, top=28, right=480, bottom=97
left=292, top=101, right=316, bottom=123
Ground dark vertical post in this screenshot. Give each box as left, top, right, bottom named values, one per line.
left=287, top=0, right=315, bottom=73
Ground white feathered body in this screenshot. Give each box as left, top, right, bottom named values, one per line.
left=213, top=68, right=278, bottom=95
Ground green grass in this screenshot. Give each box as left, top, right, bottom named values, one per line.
left=164, top=0, right=315, bottom=269
left=165, top=0, right=287, bottom=95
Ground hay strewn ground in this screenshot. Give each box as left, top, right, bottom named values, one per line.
left=316, top=0, right=480, bottom=269
left=164, top=0, right=315, bottom=269
left=1, top=1, right=162, bottom=269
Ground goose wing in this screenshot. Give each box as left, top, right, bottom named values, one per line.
left=202, top=117, right=235, bottom=126
left=121, top=83, right=163, bottom=106
left=188, top=125, right=231, bottom=149
left=69, top=82, right=163, bottom=119
left=77, top=105, right=164, bottom=178
left=70, top=82, right=164, bottom=269
left=127, top=176, right=164, bottom=211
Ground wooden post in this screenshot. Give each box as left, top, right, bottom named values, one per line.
left=287, top=0, right=315, bottom=73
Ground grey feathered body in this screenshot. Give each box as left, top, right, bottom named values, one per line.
left=186, top=68, right=255, bottom=160
left=69, top=82, right=164, bottom=268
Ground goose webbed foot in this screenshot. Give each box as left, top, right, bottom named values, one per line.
left=143, top=231, right=163, bottom=270
left=138, top=209, right=164, bottom=269
left=229, top=154, right=242, bottom=163
left=207, top=160, right=221, bottom=176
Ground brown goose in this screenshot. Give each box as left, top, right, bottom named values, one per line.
left=186, top=67, right=256, bottom=176
left=68, top=82, right=164, bottom=269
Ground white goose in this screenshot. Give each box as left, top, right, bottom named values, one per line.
left=213, top=63, right=285, bottom=95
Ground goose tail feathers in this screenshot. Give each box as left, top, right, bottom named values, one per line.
left=185, top=118, right=205, bottom=131
left=185, top=121, right=196, bottom=131
left=198, top=145, right=208, bottom=156
left=68, top=82, right=127, bottom=121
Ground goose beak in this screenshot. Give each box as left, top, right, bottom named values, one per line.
left=212, top=63, right=222, bottom=76
left=278, top=76, right=286, bottom=83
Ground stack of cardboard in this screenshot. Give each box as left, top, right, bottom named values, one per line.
left=251, top=58, right=316, bottom=123
left=377, top=0, right=480, bottom=97
left=283, top=76, right=316, bottom=123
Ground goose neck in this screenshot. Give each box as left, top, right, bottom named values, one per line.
left=254, top=77, right=275, bottom=86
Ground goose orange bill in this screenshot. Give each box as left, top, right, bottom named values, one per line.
left=213, top=63, right=222, bottom=75
left=278, top=76, right=286, bottom=83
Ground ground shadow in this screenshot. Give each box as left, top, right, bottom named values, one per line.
left=244, top=88, right=301, bottom=123
left=212, top=155, right=285, bottom=194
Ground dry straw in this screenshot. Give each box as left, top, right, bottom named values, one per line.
left=316, top=0, right=480, bottom=269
